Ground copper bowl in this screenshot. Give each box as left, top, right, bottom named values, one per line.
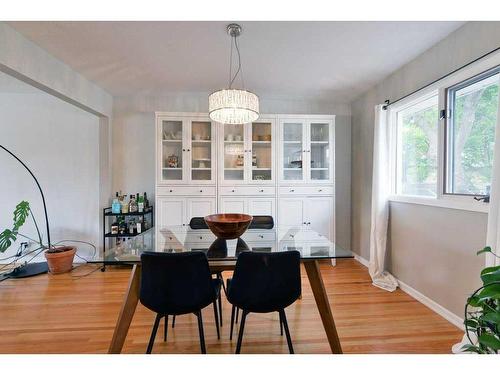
left=204, top=213, right=253, bottom=239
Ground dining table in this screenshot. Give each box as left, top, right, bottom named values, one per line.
left=94, top=224, right=353, bottom=354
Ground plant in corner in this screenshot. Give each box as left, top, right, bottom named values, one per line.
left=461, top=246, right=500, bottom=354
left=0, top=144, right=76, bottom=275
left=0, top=200, right=76, bottom=274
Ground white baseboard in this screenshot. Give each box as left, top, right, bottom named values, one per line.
left=352, top=253, right=464, bottom=331
left=353, top=253, right=369, bottom=267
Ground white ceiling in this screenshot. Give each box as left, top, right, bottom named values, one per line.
left=8, top=21, right=465, bottom=102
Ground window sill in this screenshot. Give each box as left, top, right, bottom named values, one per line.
left=388, top=195, right=489, bottom=213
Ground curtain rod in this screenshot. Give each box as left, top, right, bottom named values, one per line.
left=382, top=45, right=500, bottom=110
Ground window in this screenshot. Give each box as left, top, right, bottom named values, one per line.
left=390, top=60, right=500, bottom=211
left=395, top=94, right=439, bottom=197
left=446, top=67, right=500, bottom=196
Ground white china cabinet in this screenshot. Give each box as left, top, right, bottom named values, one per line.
left=157, top=114, right=216, bottom=185
left=155, top=112, right=335, bottom=249
left=279, top=117, right=334, bottom=184
left=219, top=118, right=276, bottom=185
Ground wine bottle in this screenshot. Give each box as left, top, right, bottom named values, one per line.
left=144, top=192, right=149, bottom=209
left=137, top=193, right=144, bottom=213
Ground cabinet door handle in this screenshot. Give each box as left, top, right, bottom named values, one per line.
left=307, top=222, right=311, bottom=225
left=199, top=236, right=203, bottom=240
left=199, top=190, right=203, bottom=193
left=187, top=149, right=191, bottom=152
left=231, top=189, right=235, bottom=192
left=318, top=189, right=323, bottom=192
left=259, top=235, right=264, bottom=238
left=289, top=234, right=295, bottom=238
left=290, top=189, right=295, bottom=192
left=259, top=189, right=264, bottom=192
left=182, top=223, right=185, bottom=226
left=169, top=190, right=173, bottom=192
left=182, top=149, right=186, bottom=152
left=303, top=222, right=307, bottom=225
left=168, top=236, right=173, bottom=240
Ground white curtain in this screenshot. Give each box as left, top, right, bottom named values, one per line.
left=452, top=80, right=500, bottom=353
left=485, top=87, right=500, bottom=268
left=368, top=105, right=399, bottom=292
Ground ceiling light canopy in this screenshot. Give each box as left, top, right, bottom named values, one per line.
left=209, top=24, right=259, bottom=124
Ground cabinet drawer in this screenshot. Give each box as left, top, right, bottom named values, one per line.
left=157, top=186, right=216, bottom=196
left=279, top=186, right=333, bottom=196
left=185, top=231, right=216, bottom=243
left=241, top=230, right=276, bottom=242
left=220, top=186, right=276, bottom=196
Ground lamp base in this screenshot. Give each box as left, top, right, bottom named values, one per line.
left=5, top=262, right=49, bottom=279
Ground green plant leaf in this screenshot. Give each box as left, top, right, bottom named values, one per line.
left=465, top=319, right=479, bottom=328
left=481, top=312, right=500, bottom=325
left=477, top=246, right=492, bottom=255
left=0, top=229, right=17, bottom=253
left=13, top=201, right=30, bottom=230
left=467, top=295, right=481, bottom=307
left=478, top=333, right=500, bottom=350
left=477, top=284, right=500, bottom=301
left=461, top=344, right=484, bottom=354
left=481, top=266, right=500, bottom=284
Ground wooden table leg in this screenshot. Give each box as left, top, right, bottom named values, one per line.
left=304, top=260, right=343, bottom=354
left=108, top=264, right=141, bottom=354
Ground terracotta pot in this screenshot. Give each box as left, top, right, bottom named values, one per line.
left=44, top=246, right=76, bottom=274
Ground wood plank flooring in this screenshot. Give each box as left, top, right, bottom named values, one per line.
left=0, top=259, right=463, bottom=354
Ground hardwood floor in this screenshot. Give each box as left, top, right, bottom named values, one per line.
left=0, top=259, right=463, bottom=354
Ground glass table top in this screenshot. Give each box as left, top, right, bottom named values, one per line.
left=95, top=226, right=353, bottom=264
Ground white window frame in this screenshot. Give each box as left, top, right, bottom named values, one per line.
left=388, top=51, right=500, bottom=213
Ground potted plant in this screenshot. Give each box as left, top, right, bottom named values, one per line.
left=461, top=246, right=500, bottom=354
left=0, top=144, right=76, bottom=275
left=0, top=200, right=76, bottom=274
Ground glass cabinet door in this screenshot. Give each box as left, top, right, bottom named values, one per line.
left=282, top=122, right=304, bottom=181
left=190, top=121, right=213, bottom=182
left=309, top=122, right=331, bottom=181
left=251, top=122, right=273, bottom=182
left=161, top=120, right=184, bottom=181
left=223, top=124, right=246, bottom=181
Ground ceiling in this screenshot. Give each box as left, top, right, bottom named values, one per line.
left=8, top=21, right=465, bottom=102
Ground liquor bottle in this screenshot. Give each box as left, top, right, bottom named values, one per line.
left=118, top=218, right=127, bottom=235
left=136, top=218, right=142, bottom=234
left=110, top=219, right=119, bottom=235
left=129, top=194, right=138, bottom=213
left=121, top=195, right=129, bottom=214
left=144, top=192, right=149, bottom=209
left=112, top=192, right=121, bottom=214
left=128, top=219, right=136, bottom=235
left=137, top=194, right=144, bottom=213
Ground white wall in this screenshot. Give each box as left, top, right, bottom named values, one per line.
left=0, top=74, right=100, bottom=261
left=350, top=21, right=500, bottom=317
left=112, top=92, right=352, bottom=248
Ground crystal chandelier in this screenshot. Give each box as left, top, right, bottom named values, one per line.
left=209, top=24, right=259, bottom=124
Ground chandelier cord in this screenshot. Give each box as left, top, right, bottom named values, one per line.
left=229, top=34, right=242, bottom=89
left=228, top=36, right=233, bottom=88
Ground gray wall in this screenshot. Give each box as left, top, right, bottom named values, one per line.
left=350, top=21, right=500, bottom=317
left=112, top=93, right=351, bottom=249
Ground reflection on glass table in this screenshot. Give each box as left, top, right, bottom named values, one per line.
left=94, top=226, right=352, bottom=264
